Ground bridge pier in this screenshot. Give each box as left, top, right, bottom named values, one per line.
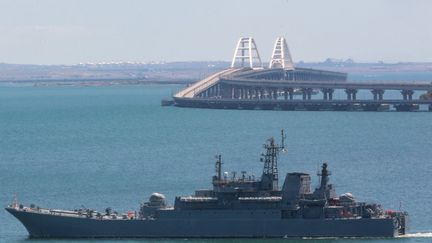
left=252, top=88, right=258, bottom=99
left=241, top=88, right=246, bottom=99
left=232, top=87, right=239, bottom=99
left=321, top=88, right=334, bottom=100
left=209, top=86, right=215, bottom=97
left=283, top=88, right=294, bottom=100
left=401, top=90, right=414, bottom=100
left=272, top=88, right=278, bottom=100
left=345, top=89, right=358, bottom=101
left=259, top=89, right=264, bottom=99
left=246, top=89, right=251, bottom=99
left=372, top=89, right=385, bottom=100
left=211, top=85, right=217, bottom=97
left=302, top=88, right=313, bottom=100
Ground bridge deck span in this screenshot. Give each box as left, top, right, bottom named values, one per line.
left=220, top=78, right=432, bottom=91
left=174, top=68, right=243, bottom=98
left=171, top=68, right=432, bottom=112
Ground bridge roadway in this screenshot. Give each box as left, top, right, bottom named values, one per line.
left=220, top=77, right=432, bottom=91
left=174, top=68, right=243, bottom=98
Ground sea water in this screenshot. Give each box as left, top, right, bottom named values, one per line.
left=0, top=74, right=432, bottom=242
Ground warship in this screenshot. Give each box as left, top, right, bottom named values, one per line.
left=6, top=131, right=408, bottom=238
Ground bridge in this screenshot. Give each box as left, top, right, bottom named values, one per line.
left=172, top=37, right=432, bottom=111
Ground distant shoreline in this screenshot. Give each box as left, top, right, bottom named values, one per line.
left=1, top=61, right=432, bottom=86
left=0, top=78, right=194, bottom=87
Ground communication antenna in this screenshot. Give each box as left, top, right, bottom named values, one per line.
left=281, top=129, right=287, bottom=153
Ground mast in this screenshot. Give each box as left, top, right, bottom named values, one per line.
left=318, top=162, right=331, bottom=189
left=213, top=155, right=222, bottom=182
left=260, top=130, right=286, bottom=190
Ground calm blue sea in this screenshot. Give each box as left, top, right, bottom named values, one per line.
left=1, top=72, right=432, bottom=242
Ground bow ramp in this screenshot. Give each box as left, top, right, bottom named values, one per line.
left=174, top=68, right=242, bottom=98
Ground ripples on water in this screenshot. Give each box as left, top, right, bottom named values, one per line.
left=0, top=76, right=432, bottom=242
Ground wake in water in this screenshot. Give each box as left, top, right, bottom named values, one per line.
left=399, top=232, right=432, bottom=238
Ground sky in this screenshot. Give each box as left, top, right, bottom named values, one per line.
left=0, top=0, right=431, bottom=65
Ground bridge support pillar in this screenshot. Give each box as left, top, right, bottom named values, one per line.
left=401, top=90, right=414, bottom=100
left=253, top=88, right=258, bottom=99
left=232, top=87, right=240, bottom=99
left=283, top=88, right=294, bottom=100
left=322, top=88, right=334, bottom=100
left=345, top=89, right=358, bottom=100
left=372, top=89, right=385, bottom=100
left=302, top=88, right=313, bottom=100
left=272, top=89, right=278, bottom=100
left=209, top=86, right=214, bottom=97
left=259, top=89, right=265, bottom=99
left=285, top=88, right=294, bottom=100
left=378, top=90, right=384, bottom=100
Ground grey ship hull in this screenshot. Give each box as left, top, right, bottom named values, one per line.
left=7, top=208, right=399, bottom=238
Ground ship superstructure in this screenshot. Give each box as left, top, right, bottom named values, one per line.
left=6, top=131, right=407, bottom=238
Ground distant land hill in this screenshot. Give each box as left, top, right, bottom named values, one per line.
left=1, top=59, right=432, bottom=85
left=296, top=58, right=432, bottom=73
left=0, top=62, right=229, bottom=85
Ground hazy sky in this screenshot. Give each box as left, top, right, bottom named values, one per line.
left=1, top=0, right=431, bottom=64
